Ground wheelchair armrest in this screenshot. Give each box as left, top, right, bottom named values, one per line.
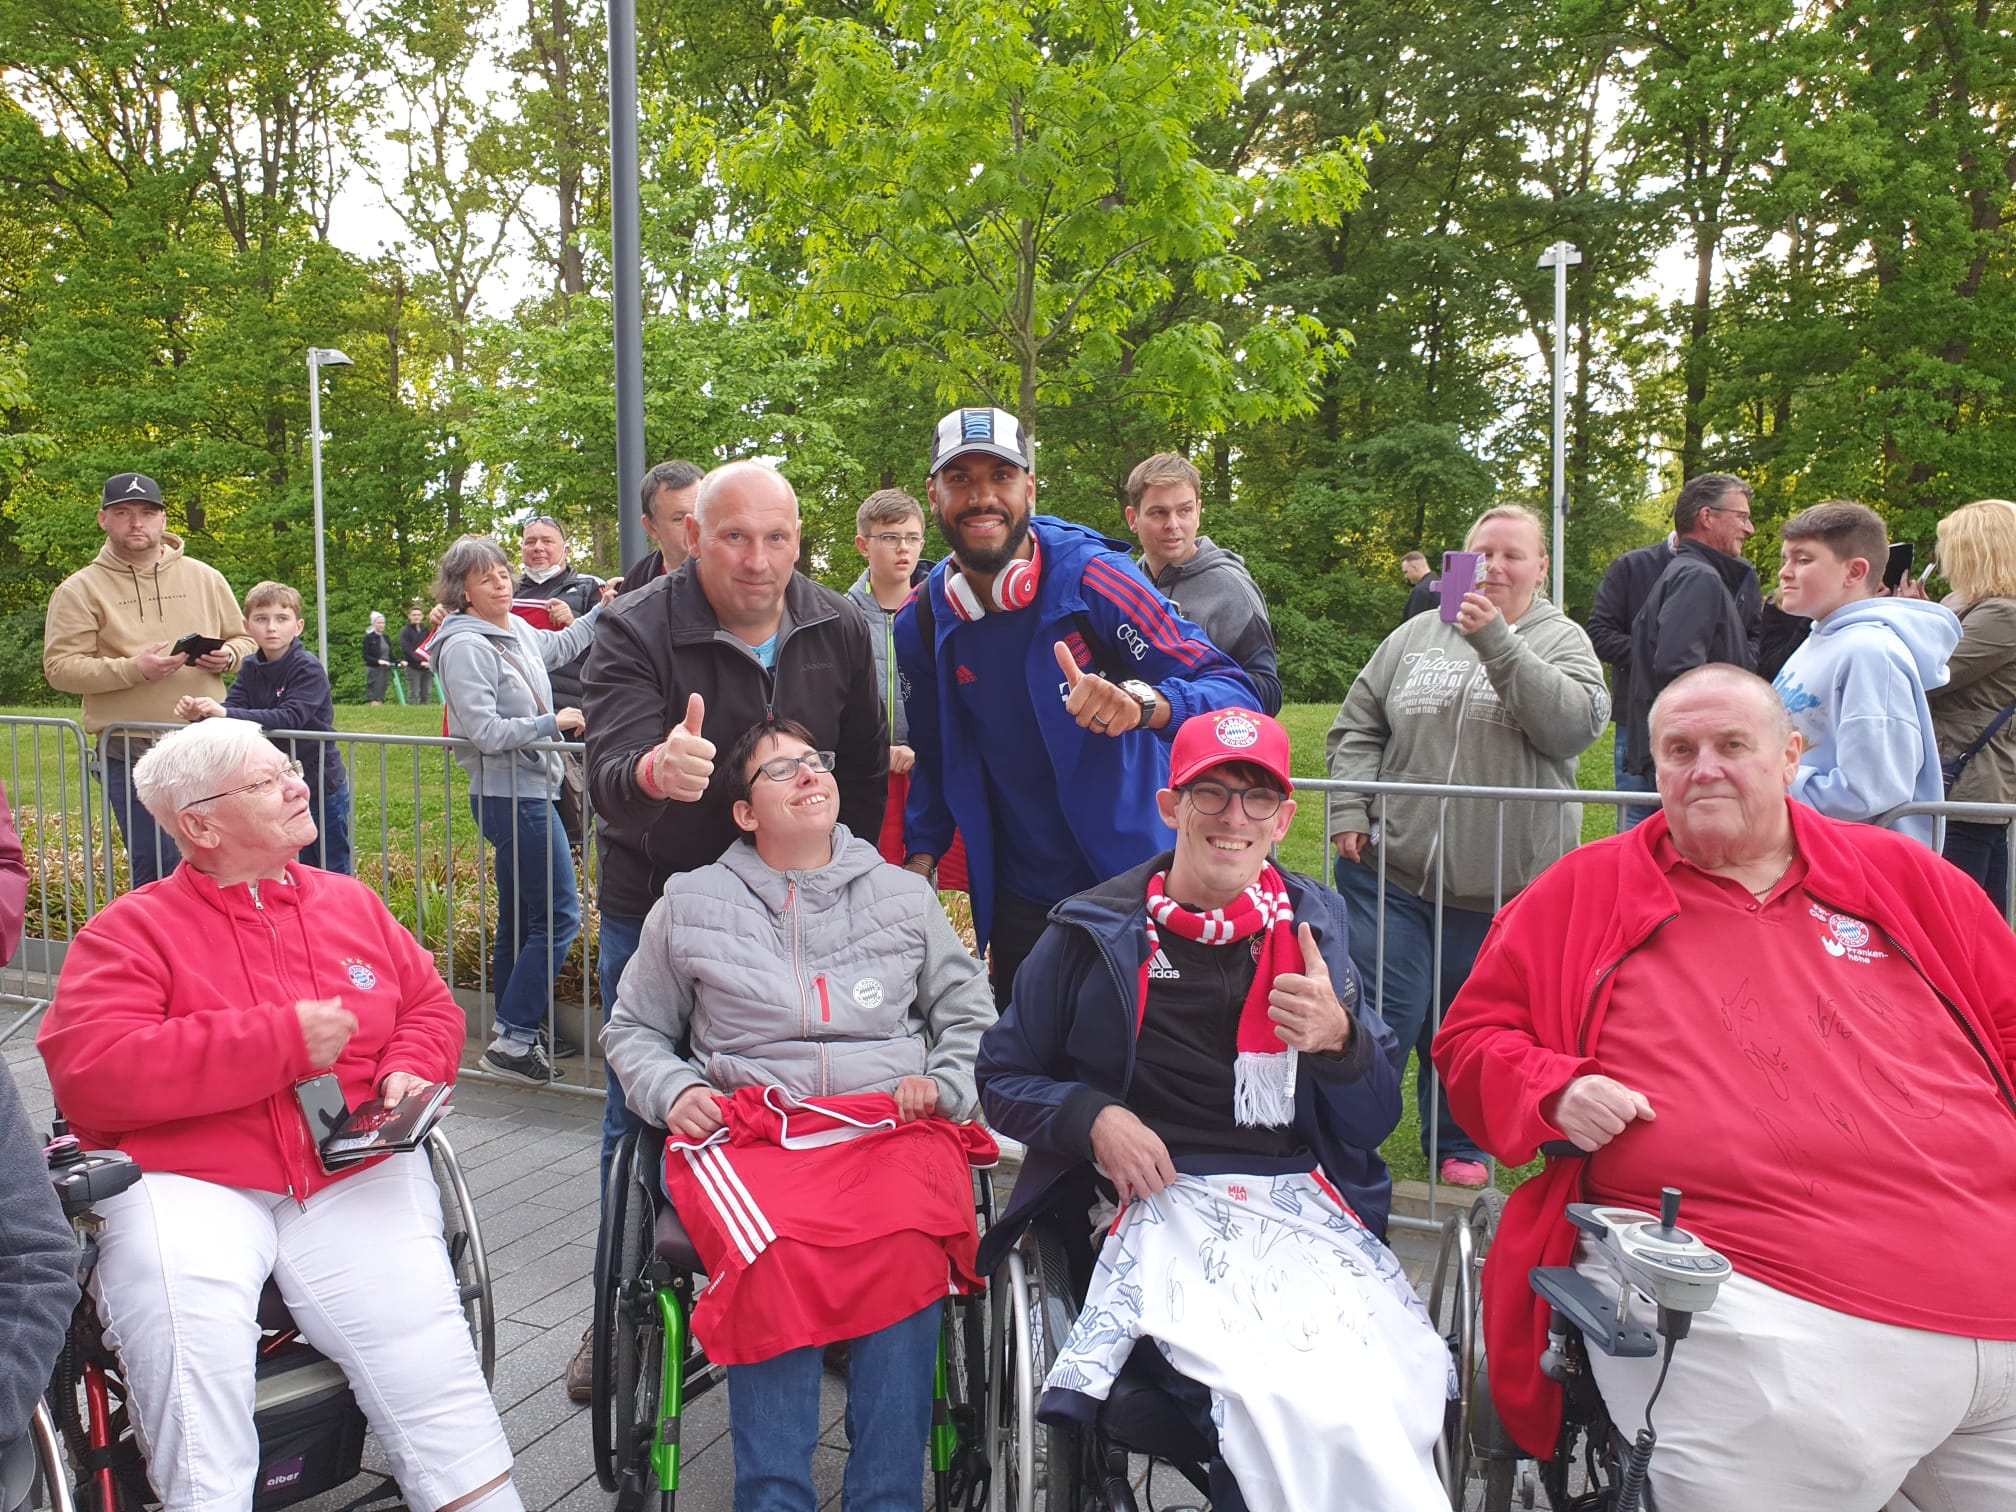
left=1530, top=1266, right=1658, bottom=1360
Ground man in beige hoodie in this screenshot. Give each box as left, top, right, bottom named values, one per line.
left=43, top=473, right=256, bottom=888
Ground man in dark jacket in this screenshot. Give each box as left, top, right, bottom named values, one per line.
left=1401, top=551, right=1438, bottom=622
left=1588, top=536, right=1674, bottom=820
left=1621, top=473, right=1762, bottom=793
left=976, top=709, right=1429, bottom=1508
left=398, top=606, right=433, bottom=704
left=1124, top=451, right=1282, bottom=714
left=575, top=460, right=887, bottom=1400
left=897, top=408, right=1259, bottom=1012
left=615, top=459, right=703, bottom=596
left=0, top=1059, right=76, bottom=1452
left=517, top=516, right=604, bottom=709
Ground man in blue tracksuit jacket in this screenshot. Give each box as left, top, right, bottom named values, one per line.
left=895, top=406, right=1259, bottom=1007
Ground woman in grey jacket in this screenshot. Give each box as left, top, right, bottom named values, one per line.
left=1325, top=503, right=1607, bottom=1187
left=1928, top=500, right=2016, bottom=912
left=604, top=717, right=995, bottom=1512
left=432, top=535, right=601, bottom=1084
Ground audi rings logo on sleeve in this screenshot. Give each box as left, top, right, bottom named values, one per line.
left=1115, top=622, right=1150, bottom=661
left=1214, top=712, right=1260, bottom=749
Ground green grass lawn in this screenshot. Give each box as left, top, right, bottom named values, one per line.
left=2, top=698, right=1617, bottom=1191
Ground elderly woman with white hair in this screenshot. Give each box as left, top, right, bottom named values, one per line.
left=363, top=610, right=396, bottom=705
left=36, top=718, right=521, bottom=1512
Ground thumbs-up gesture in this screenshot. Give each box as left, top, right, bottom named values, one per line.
left=1266, top=923, right=1354, bottom=1056
left=1052, top=640, right=1140, bottom=736
left=651, top=693, right=716, bottom=803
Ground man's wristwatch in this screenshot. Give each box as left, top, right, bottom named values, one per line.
left=1119, top=680, right=1158, bottom=726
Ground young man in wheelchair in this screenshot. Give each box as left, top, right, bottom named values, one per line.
left=34, top=718, right=519, bottom=1512
left=602, top=716, right=998, bottom=1512
left=976, top=708, right=1455, bottom=1512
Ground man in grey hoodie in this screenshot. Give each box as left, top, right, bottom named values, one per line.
left=1125, top=452, right=1283, bottom=714
left=846, top=487, right=926, bottom=863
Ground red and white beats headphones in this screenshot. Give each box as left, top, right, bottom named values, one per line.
left=943, top=534, right=1044, bottom=622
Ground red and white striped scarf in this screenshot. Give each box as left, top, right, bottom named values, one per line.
left=1140, top=864, right=1301, bottom=1126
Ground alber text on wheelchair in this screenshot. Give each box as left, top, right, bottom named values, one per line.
left=34, top=719, right=522, bottom=1512
left=976, top=708, right=1456, bottom=1512
left=601, top=716, right=998, bottom=1508
left=1435, top=665, right=2016, bottom=1512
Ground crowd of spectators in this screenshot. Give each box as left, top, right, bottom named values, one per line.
left=22, top=428, right=2016, bottom=1511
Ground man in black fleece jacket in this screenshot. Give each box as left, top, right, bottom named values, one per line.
left=0, top=1059, right=78, bottom=1450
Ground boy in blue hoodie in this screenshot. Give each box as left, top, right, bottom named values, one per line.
left=174, top=581, right=353, bottom=872
left=1772, top=502, right=1960, bottom=847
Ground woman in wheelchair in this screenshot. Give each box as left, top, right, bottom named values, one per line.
left=602, top=718, right=997, bottom=1512
left=975, top=709, right=1453, bottom=1512
left=36, top=720, right=520, bottom=1512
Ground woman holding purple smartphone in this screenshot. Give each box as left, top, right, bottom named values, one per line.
left=1322, top=504, right=1608, bottom=1188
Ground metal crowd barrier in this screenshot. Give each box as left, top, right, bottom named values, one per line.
left=0, top=717, right=604, bottom=1099
left=6, top=714, right=2014, bottom=1158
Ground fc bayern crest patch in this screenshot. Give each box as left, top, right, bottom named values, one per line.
left=1215, top=712, right=1260, bottom=748
left=342, top=958, right=378, bottom=990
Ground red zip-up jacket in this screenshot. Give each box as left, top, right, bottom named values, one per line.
left=39, top=863, right=465, bottom=1203
left=1432, top=801, right=2016, bottom=1459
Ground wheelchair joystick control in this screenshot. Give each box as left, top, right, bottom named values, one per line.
left=45, top=1122, right=141, bottom=1220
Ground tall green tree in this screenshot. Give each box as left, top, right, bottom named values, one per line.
left=731, top=0, right=1369, bottom=441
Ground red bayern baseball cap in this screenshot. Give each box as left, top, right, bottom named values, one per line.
left=1167, top=708, right=1294, bottom=793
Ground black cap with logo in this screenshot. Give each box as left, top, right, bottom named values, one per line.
left=101, top=474, right=165, bottom=508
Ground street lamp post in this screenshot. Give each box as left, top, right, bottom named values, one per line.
left=608, top=0, right=647, bottom=572
left=1536, top=241, right=1581, bottom=606
left=306, top=347, right=353, bottom=670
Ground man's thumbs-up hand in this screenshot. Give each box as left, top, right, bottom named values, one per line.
left=1266, top=922, right=1353, bottom=1056
left=1052, top=640, right=1140, bottom=736
left=651, top=692, right=716, bottom=803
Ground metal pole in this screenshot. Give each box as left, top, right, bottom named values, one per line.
left=308, top=353, right=329, bottom=669
left=1551, top=251, right=1567, bottom=605
left=1537, top=241, right=1581, bottom=605
left=609, top=0, right=647, bottom=573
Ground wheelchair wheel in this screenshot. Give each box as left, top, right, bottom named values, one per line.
left=593, top=1131, right=675, bottom=1512
left=425, top=1128, right=495, bottom=1383
left=993, top=1224, right=1095, bottom=1512
left=937, top=1294, right=991, bottom=1512
left=1428, top=1187, right=1510, bottom=1510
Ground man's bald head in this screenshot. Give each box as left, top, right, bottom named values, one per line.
left=1650, top=664, right=1792, bottom=749
left=695, top=460, right=798, bottom=526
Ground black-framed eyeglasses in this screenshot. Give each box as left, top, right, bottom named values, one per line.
left=181, top=760, right=304, bottom=810
left=753, top=750, right=837, bottom=784
left=1705, top=504, right=1754, bottom=523
left=523, top=514, right=565, bottom=535
left=868, top=533, right=925, bottom=549
left=1181, top=780, right=1285, bottom=820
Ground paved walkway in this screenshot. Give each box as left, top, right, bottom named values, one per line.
left=9, top=1031, right=1481, bottom=1512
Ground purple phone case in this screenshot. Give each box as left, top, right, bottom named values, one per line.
left=1432, top=551, right=1481, bottom=621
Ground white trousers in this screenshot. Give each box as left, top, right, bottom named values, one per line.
left=90, top=1152, right=512, bottom=1512
left=1586, top=1267, right=2016, bottom=1512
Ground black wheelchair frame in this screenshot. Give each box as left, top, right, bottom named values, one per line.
left=993, top=1186, right=1635, bottom=1512
left=35, top=1124, right=494, bottom=1512
left=590, top=1124, right=996, bottom=1512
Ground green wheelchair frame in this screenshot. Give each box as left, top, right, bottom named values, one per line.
left=591, top=1125, right=994, bottom=1512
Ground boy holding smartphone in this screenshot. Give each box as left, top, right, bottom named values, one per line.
left=1772, top=502, right=1961, bottom=847
left=176, top=582, right=353, bottom=873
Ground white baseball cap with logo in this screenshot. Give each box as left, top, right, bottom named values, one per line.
left=928, top=407, right=1033, bottom=477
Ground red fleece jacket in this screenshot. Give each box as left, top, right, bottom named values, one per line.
left=1432, top=802, right=2016, bottom=1459
left=39, top=863, right=465, bottom=1202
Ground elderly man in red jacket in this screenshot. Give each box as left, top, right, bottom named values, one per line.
left=38, top=718, right=520, bottom=1512
left=1434, top=664, right=2016, bottom=1512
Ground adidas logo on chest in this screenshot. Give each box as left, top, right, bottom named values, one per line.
left=1146, top=947, right=1180, bottom=980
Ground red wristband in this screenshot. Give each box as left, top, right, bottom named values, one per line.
left=635, top=744, right=667, bottom=801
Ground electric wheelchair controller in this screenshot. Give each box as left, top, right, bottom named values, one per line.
left=1530, top=1187, right=1731, bottom=1512
left=46, top=1123, right=142, bottom=1222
